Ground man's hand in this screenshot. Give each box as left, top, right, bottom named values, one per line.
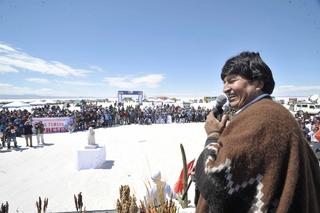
left=196, top=194, right=208, bottom=213
left=204, top=112, right=229, bottom=136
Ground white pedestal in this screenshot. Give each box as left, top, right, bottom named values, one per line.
left=76, top=145, right=106, bottom=170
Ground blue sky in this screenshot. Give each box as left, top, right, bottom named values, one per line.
left=0, top=0, right=319, bottom=98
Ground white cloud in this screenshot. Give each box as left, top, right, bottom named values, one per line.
left=0, top=64, right=19, bottom=73
left=104, top=77, right=134, bottom=88
left=89, top=65, right=104, bottom=72
left=104, top=74, right=165, bottom=89
left=0, top=43, right=89, bottom=77
left=26, top=78, right=50, bottom=84
left=60, top=80, right=103, bottom=86
left=274, top=85, right=320, bottom=96
left=0, top=83, right=54, bottom=96
left=132, top=74, right=165, bottom=88
left=0, top=43, right=15, bottom=52
left=278, top=85, right=295, bottom=88
left=0, top=83, right=12, bottom=87
left=0, top=80, right=109, bottom=97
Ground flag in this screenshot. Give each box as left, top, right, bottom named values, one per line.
left=173, top=159, right=195, bottom=194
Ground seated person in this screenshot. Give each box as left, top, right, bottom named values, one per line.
left=146, top=170, right=176, bottom=207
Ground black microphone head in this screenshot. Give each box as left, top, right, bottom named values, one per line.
left=215, top=94, right=227, bottom=108
left=212, top=94, right=227, bottom=118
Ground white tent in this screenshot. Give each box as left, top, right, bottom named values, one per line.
left=29, top=99, right=45, bottom=106
left=309, top=94, right=319, bottom=103
left=43, top=99, right=58, bottom=104
left=163, top=99, right=175, bottom=104
left=1, top=101, right=31, bottom=108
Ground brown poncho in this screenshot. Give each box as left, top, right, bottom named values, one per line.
left=195, top=98, right=320, bottom=213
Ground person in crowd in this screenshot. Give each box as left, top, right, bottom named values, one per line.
left=35, top=121, right=45, bottom=145
left=305, top=119, right=312, bottom=131
left=0, top=123, right=5, bottom=148
left=23, top=120, right=33, bottom=147
left=308, top=126, right=319, bottom=143
left=5, top=123, right=18, bottom=149
left=195, top=51, right=320, bottom=212
left=299, top=120, right=311, bottom=141
left=309, top=127, right=320, bottom=161
left=146, top=170, right=176, bottom=207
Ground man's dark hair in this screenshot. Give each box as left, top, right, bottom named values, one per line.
left=221, top=51, right=275, bottom=94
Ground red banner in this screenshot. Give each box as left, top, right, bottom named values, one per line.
left=32, top=117, right=71, bottom=133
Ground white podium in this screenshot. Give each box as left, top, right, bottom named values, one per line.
left=76, top=145, right=106, bottom=170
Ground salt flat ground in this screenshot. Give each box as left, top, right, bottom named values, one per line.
left=0, top=123, right=206, bottom=212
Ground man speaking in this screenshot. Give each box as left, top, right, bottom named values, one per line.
left=195, top=51, right=320, bottom=212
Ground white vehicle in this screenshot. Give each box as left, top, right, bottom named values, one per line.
left=290, top=103, right=320, bottom=115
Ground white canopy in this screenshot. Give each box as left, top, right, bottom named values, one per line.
left=43, top=99, right=58, bottom=104
left=29, top=99, right=45, bottom=106
left=1, top=101, right=31, bottom=108
left=309, top=94, right=319, bottom=103
left=163, top=99, right=175, bottom=104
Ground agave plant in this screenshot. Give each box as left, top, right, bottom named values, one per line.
left=0, top=201, right=9, bottom=213
left=74, top=192, right=86, bottom=212
left=116, top=185, right=138, bottom=213
left=35, top=196, right=48, bottom=213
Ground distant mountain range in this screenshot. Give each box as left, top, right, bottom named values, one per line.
left=0, top=94, right=58, bottom=99
left=0, top=94, right=106, bottom=100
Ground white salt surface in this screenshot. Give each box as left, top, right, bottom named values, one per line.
left=0, top=123, right=206, bottom=212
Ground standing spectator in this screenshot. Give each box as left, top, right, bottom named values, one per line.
left=309, top=127, right=320, bottom=161
left=308, top=127, right=319, bottom=143
left=0, top=130, right=4, bottom=148
left=5, top=123, right=17, bottom=149
left=300, top=120, right=311, bottom=141
left=23, top=120, right=33, bottom=147
left=305, top=119, right=312, bottom=131
left=35, top=121, right=45, bottom=145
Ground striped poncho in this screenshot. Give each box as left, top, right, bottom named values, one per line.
left=195, top=98, right=320, bottom=213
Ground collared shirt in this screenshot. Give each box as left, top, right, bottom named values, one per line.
left=235, top=93, right=270, bottom=115
left=204, top=94, right=270, bottom=146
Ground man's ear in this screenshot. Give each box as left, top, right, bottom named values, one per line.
left=254, top=80, right=264, bottom=91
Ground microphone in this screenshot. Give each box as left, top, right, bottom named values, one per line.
left=212, top=94, right=227, bottom=119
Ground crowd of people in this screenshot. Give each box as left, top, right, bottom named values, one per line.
left=294, top=111, right=320, bottom=143
left=1, top=99, right=320, bottom=150
left=0, top=103, right=210, bottom=149
left=32, top=103, right=210, bottom=129
left=294, top=111, right=320, bottom=162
